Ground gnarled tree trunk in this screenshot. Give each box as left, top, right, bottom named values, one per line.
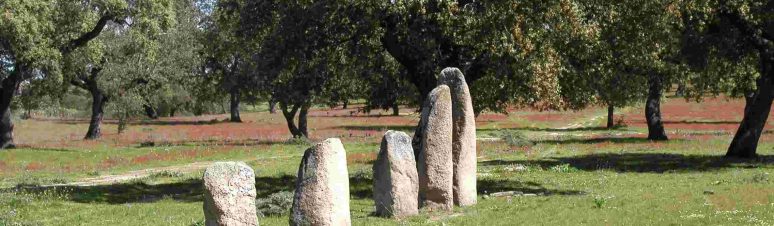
left=727, top=55, right=774, bottom=158
left=281, top=101, right=303, bottom=138
left=83, top=67, right=108, bottom=140
left=280, top=100, right=311, bottom=138
left=646, top=73, right=668, bottom=140
left=0, top=66, right=21, bottom=149
left=392, top=102, right=400, bottom=116
left=229, top=88, right=242, bottom=122
left=85, top=86, right=108, bottom=140
left=298, top=101, right=310, bottom=138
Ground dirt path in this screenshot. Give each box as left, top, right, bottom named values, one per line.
left=39, top=155, right=301, bottom=188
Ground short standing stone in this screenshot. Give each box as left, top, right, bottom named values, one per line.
left=438, top=67, right=478, bottom=206
left=290, top=138, right=351, bottom=226
left=203, top=162, right=258, bottom=226
left=415, top=85, right=454, bottom=210
left=373, top=130, right=419, bottom=218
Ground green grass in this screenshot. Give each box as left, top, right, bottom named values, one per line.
left=1, top=131, right=772, bottom=225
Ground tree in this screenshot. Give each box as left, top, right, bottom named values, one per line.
left=61, top=0, right=193, bottom=139
left=380, top=0, right=593, bottom=114
left=229, top=0, right=383, bottom=138
left=681, top=0, right=774, bottom=158
left=360, top=52, right=416, bottom=116
left=556, top=0, right=683, bottom=138
left=201, top=0, right=255, bottom=123
left=0, top=0, right=174, bottom=147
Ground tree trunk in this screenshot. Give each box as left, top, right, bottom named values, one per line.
left=744, top=92, right=755, bottom=114
left=280, top=101, right=303, bottom=138
left=675, top=82, right=686, bottom=97
left=269, top=99, right=277, bottom=114
left=298, top=101, right=310, bottom=138
left=117, top=112, right=128, bottom=134
left=392, top=102, right=400, bottom=116
left=85, top=87, right=108, bottom=140
left=607, top=105, right=615, bottom=129
left=727, top=56, right=774, bottom=158
left=144, top=104, right=159, bottom=119
left=0, top=66, right=21, bottom=149
left=229, top=88, right=242, bottom=122
left=646, top=73, right=668, bottom=140
left=342, top=100, right=348, bottom=109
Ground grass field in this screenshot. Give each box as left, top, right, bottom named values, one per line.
left=1, top=97, right=773, bottom=225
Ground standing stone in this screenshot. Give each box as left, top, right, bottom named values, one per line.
left=414, top=85, right=453, bottom=210
left=290, top=138, right=351, bottom=226
left=373, top=130, right=418, bottom=218
left=438, top=67, right=477, bottom=206
left=203, top=162, right=258, bottom=226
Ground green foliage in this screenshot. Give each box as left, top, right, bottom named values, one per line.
left=679, top=0, right=772, bottom=99
left=592, top=195, right=609, bottom=209
left=0, top=0, right=59, bottom=70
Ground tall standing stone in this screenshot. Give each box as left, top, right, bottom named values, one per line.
left=203, top=162, right=258, bottom=226
left=414, top=85, right=453, bottom=210
left=438, top=67, right=477, bottom=206
left=373, top=130, right=418, bottom=218
left=290, top=138, right=351, bottom=226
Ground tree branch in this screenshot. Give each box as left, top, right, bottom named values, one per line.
left=60, top=15, right=114, bottom=55
left=718, top=1, right=773, bottom=51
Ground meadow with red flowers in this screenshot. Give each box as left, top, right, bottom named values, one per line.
left=0, top=96, right=773, bottom=225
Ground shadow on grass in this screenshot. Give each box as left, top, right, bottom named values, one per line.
left=311, top=114, right=408, bottom=118
left=663, top=120, right=741, bottom=125
left=10, top=146, right=81, bottom=152
left=333, top=125, right=416, bottom=132
left=11, top=175, right=297, bottom=204
left=481, top=153, right=774, bottom=173
left=8, top=173, right=587, bottom=204
left=534, top=137, right=657, bottom=145
left=134, top=139, right=295, bottom=148
left=478, top=179, right=586, bottom=196
left=47, top=119, right=234, bottom=126
left=478, top=126, right=616, bottom=133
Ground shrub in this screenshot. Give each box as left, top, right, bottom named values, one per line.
left=256, top=191, right=294, bottom=218
left=593, top=196, right=607, bottom=208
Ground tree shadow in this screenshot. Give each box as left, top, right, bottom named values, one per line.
left=10, top=146, right=81, bottom=152
left=48, top=119, right=234, bottom=126
left=480, top=153, right=774, bottom=173
left=479, top=126, right=616, bottom=133
left=478, top=178, right=586, bottom=196
left=663, top=120, right=741, bottom=125
left=135, top=139, right=292, bottom=148
left=334, top=125, right=417, bottom=132
left=12, top=175, right=297, bottom=204
left=311, top=114, right=407, bottom=118
left=7, top=172, right=588, bottom=206
left=535, top=137, right=657, bottom=145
